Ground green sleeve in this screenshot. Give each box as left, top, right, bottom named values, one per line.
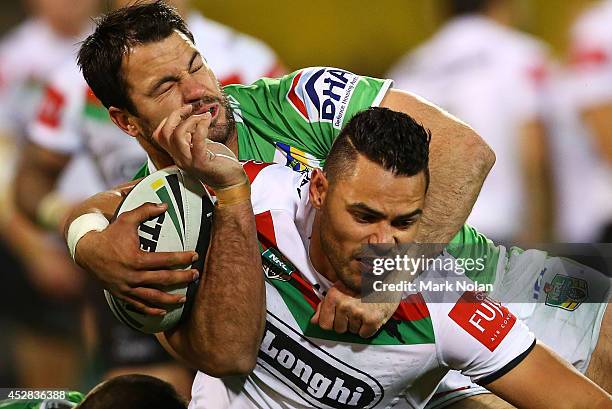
left=227, top=67, right=393, bottom=164
left=446, top=224, right=501, bottom=285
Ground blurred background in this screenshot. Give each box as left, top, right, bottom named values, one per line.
left=0, top=0, right=593, bottom=76
left=0, top=0, right=611, bottom=402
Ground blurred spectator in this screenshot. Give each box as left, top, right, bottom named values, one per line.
left=566, top=0, right=612, bottom=242
left=0, top=0, right=100, bottom=389
left=542, top=67, right=612, bottom=242
left=11, top=0, right=285, bottom=398
left=387, top=0, right=554, bottom=243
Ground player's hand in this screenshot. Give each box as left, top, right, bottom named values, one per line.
left=152, top=105, right=246, bottom=189
left=74, top=202, right=199, bottom=316
left=310, top=281, right=399, bottom=338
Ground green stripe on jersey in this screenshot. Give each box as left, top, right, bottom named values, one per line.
left=269, top=278, right=435, bottom=346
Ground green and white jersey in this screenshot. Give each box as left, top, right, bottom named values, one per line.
left=189, top=163, right=535, bottom=409
left=135, top=67, right=392, bottom=179
left=0, top=391, right=83, bottom=409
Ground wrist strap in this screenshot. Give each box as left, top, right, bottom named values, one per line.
left=214, top=178, right=251, bottom=209
left=67, top=213, right=109, bottom=261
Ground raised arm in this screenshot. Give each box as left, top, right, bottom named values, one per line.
left=381, top=88, right=495, bottom=243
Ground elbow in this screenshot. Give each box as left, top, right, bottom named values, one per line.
left=463, top=126, right=496, bottom=177
left=195, top=351, right=257, bottom=377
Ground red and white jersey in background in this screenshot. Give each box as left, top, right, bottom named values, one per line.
left=567, top=0, right=612, bottom=110
left=387, top=15, right=550, bottom=241
left=0, top=18, right=90, bottom=136
left=28, top=10, right=285, bottom=191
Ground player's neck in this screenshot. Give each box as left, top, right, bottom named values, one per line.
left=308, top=213, right=339, bottom=283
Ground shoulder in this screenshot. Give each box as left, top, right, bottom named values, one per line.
left=243, top=161, right=308, bottom=214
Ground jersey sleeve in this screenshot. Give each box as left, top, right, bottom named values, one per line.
left=229, top=67, right=393, bottom=162
left=429, top=290, right=536, bottom=385
left=27, top=66, right=84, bottom=154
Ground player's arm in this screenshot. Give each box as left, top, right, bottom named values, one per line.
left=380, top=89, right=495, bottom=244
left=152, top=109, right=264, bottom=376
left=517, top=119, right=554, bottom=242
left=485, top=341, right=611, bottom=409
left=64, top=179, right=199, bottom=315
left=14, top=141, right=71, bottom=229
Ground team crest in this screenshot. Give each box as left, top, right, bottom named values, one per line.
left=274, top=142, right=322, bottom=171
left=544, top=274, right=588, bottom=311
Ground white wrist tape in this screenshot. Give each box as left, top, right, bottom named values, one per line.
left=67, top=213, right=110, bottom=261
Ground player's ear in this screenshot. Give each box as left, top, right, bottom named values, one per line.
left=109, top=107, right=139, bottom=138
left=309, top=169, right=328, bottom=210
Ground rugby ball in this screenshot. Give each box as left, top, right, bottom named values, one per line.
left=104, top=167, right=214, bottom=334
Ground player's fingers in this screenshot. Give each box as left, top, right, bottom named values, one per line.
left=128, top=287, right=187, bottom=306
left=358, top=322, right=381, bottom=339
left=118, top=202, right=167, bottom=225
left=138, top=249, right=199, bottom=270
left=192, top=113, right=212, bottom=155
left=310, top=302, right=322, bottom=324
left=114, top=293, right=167, bottom=316
left=317, top=297, right=337, bottom=331
left=333, top=310, right=349, bottom=334
left=348, top=315, right=362, bottom=334
left=135, top=268, right=200, bottom=287
left=159, top=105, right=193, bottom=140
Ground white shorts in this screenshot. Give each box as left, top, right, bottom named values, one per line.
left=425, top=249, right=610, bottom=409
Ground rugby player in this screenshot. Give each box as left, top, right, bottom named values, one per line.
left=68, top=0, right=494, bottom=318
left=12, top=0, right=285, bottom=397
left=62, top=2, right=610, bottom=406
left=176, top=107, right=610, bottom=408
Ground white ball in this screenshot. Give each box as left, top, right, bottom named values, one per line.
left=105, top=167, right=214, bottom=334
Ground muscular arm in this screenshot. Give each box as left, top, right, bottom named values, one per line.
left=486, top=342, right=611, bottom=409
left=163, top=199, right=264, bottom=376
left=381, top=89, right=495, bottom=243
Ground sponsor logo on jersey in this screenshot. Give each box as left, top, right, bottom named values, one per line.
left=262, top=247, right=296, bottom=281
left=286, top=67, right=359, bottom=129
left=544, top=274, right=588, bottom=311
left=274, top=142, right=322, bottom=171
left=258, top=312, right=384, bottom=408
left=448, top=292, right=516, bottom=352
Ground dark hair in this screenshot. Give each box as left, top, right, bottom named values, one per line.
left=447, top=0, right=493, bottom=16
left=77, top=0, right=194, bottom=115
left=324, top=107, right=430, bottom=190
left=77, top=374, right=187, bottom=409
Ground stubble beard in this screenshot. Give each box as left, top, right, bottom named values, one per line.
left=318, top=211, right=361, bottom=293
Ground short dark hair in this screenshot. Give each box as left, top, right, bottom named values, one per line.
left=324, top=107, right=431, bottom=189
left=77, top=0, right=194, bottom=115
left=77, top=374, right=187, bottom=409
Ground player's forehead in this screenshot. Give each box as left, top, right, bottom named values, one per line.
left=122, top=30, right=198, bottom=91
left=333, top=157, right=426, bottom=215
